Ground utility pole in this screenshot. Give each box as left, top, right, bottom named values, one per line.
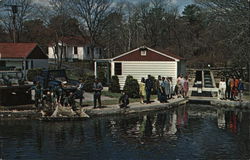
left=5, top=2, right=21, bottom=43
left=248, top=0, right=250, bottom=82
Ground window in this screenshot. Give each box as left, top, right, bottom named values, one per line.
left=74, top=46, right=78, bottom=55
left=115, top=63, right=122, bottom=75
left=141, top=50, right=147, bottom=56
left=0, top=61, right=6, bottom=67
left=87, top=47, right=90, bottom=55
left=26, top=61, right=29, bottom=70
left=31, top=60, right=34, bottom=69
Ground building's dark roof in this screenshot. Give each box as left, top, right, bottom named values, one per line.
left=0, top=43, right=47, bottom=59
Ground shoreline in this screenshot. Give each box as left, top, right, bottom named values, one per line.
left=0, top=98, right=249, bottom=120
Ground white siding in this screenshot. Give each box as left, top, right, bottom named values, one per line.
left=48, top=47, right=55, bottom=59
left=116, top=61, right=178, bottom=89
left=6, top=61, right=23, bottom=69
left=78, top=47, right=84, bottom=60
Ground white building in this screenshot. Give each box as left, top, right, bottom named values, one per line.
left=48, top=36, right=102, bottom=61
left=0, top=43, right=48, bottom=75
left=94, top=46, right=186, bottom=89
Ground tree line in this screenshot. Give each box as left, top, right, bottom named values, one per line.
left=0, top=0, right=249, bottom=81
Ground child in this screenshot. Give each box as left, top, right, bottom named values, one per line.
left=119, top=91, right=129, bottom=108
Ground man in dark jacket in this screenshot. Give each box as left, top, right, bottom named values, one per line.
left=93, top=78, right=103, bottom=108
left=119, top=91, right=129, bottom=108
left=145, top=75, right=153, bottom=103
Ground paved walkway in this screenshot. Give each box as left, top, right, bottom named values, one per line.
left=75, top=92, right=115, bottom=102
left=82, top=98, right=188, bottom=117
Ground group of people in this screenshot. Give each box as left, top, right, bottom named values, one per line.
left=27, top=79, right=85, bottom=111
left=219, top=76, right=244, bottom=101
left=139, top=74, right=189, bottom=104
left=28, top=78, right=105, bottom=111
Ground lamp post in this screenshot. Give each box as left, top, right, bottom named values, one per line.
left=5, top=3, right=21, bottom=43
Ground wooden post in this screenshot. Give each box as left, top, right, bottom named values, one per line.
left=111, top=61, right=114, bottom=76
left=94, top=61, right=97, bottom=78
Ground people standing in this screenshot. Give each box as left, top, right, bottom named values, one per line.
left=55, top=83, right=63, bottom=104
left=165, top=77, right=171, bottom=99
left=161, top=77, right=169, bottom=103
left=234, top=77, right=239, bottom=100
left=77, top=79, right=85, bottom=107
left=226, top=77, right=231, bottom=100
left=28, top=81, right=43, bottom=109
left=139, top=77, right=146, bottom=104
left=183, top=76, right=189, bottom=98
left=169, top=77, right=174, bottom=99
left=219, top=78, right=226, bottom=100
left=119, top=91, right=129, bottom=108
left=145, top=75, right=153, bottom=104
left=230, top=76, right=235, bottom=100
left=155, top=75, right=162, bottom=102
left=238, top=79, right=244, bottom=102
left=93, top=78, right=103, bottom=108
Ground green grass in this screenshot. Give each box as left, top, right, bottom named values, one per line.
left=102, top=91, right=122, bottom=98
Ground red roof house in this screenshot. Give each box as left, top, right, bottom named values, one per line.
left=0, top=43, right=48, bottom=73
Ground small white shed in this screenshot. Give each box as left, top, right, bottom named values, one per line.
left=94, top=46, right=186, bottom=89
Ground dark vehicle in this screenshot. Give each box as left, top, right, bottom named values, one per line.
left=0, top=71, right=33, bottom=106
left=34, top=69, right=79, bottom=92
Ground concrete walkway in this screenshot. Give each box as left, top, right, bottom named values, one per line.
left=75, top=92, right=115, bottom=102
left=82, top=98, right=188, bottom=117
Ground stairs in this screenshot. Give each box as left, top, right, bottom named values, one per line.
left=204, top=71, right=213, bottom=88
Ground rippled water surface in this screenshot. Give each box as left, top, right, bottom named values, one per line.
left=1, top=105, right=250, bottom=160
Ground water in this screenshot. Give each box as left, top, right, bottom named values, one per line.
left=0, top=105, right=250, bottom=160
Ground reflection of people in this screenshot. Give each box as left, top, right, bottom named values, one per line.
left=139, top=78, right=146, bottom=104
left=93, top=78, right=103, bottom=108
left=183, top=76, right=189, bottom=98
left=119, top=91, right=129, bottom=108
left=217, top=108, right=225, bottom=129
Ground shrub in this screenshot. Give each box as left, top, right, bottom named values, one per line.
left=27, top=69, right=42, bottom=81
left=123, top=75, right=139, bottom=98
left=109, top=75, right=120, bottom=93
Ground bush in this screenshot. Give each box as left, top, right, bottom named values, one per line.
left=123, top=75, right=139, bottom=98
left=109, top=75, right=120, bottom=93
left=27, top=69, right=43, bottom=81
left=82, top=74, right=95, bottom=92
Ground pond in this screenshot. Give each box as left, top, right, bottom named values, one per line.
left=0, top=105, right=250, bottom=160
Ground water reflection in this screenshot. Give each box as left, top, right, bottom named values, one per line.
left=1, top=105, right=250, bottom=159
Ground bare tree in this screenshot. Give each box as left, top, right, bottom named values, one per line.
left=36, top=0, right=73, bottom=69
left=70, top=0, right=113, bottom=59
